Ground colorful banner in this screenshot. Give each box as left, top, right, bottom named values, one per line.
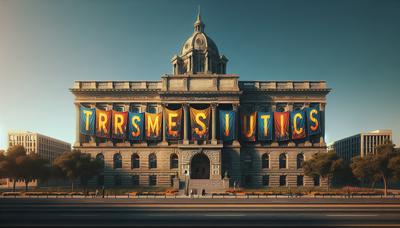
left=112, top=111, right=128, bottom=139
left=306, top=107, right=321, bottom=136
left=274, top=112, right=289, bottom=141
left=165, top=108, right=182, bottom=140
left=96, top=109, right=111, bottom=138
left=219, top=110, right=236, bottom=141
left=257, top=112, right=273, bottom=141
left=145, top=112, right=162, bottom=140
left=80, top=106, right=96, bottom=136
left=241, top=112, right=257, bottom=142
left=190, top=107, right=210, bottom=140
left=291, top=110, right=306, bottom=140
left=128, top=112, right=144, bottom=141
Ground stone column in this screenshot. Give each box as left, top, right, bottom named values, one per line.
left=319, top=103, right=326, bottom=146
left=89, top=104, right=97, bottom=145
left=232, top=104, right=240, bottom=146
left=183, top=104, right=189, bottom=144
left=211, top=103, right=218, bottom=144
left=74, top=103, right=81, bottom=147
left=161, top=103, right=168, bottom=145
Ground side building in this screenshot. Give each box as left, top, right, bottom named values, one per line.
left=332, top=130, right=392, bottom=161
left=8, top=131, right=71, bottom=163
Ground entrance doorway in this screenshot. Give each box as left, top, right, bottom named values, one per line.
left=190, top=153, right=210, bottom=179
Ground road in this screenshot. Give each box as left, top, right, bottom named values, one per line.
left=1, top=198, right=400, bottom=227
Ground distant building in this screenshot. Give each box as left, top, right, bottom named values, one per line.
left=4, top=132, right=71, bottom=189
left=7, top=131, right=71, bottom=163
left=332, top=130, right=392, bottom=161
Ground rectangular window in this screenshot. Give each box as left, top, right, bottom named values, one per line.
left=279, top=175, right=286, bottom=187
left=262, top=175, right=269, bottom=187
left=132, top=175, right=139, bottom=186
left=149, top=175, right=157, bottom=186
left=313, top=175, right=320, bottom=187
left=114, top=175, right=122, bottom=186
left=297, top=175, right=304, bottom=186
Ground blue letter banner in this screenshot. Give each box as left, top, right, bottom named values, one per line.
left=290, top=110, right=306, bottom=140
left=128, top=112, right=144, bottom=141
left=306, top=107, right=321, bottom=136
left=257, top=112, right=273, bottom=141
left=219, top=110, right=236, bottom=141
left=80, top=106, right=95, bottom=136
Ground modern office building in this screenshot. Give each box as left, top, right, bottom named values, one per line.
left=71, top=13, right=330, bottom=191
left=332, top=130, right=392, bottom=161
left=8, top=131, right=71, bottom=163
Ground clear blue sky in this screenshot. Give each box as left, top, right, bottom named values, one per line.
left=0, top=0, right=399, bottom=149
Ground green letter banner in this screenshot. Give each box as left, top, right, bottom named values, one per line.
left=165, top=107, right=182, bottom=140
left=257, top=112, right=273, bottom=141
left=291, top=110, right=306, bottom=140
left=219, top=110, right=236, bottom=141
left=145, top=112, right=162, bottom=140
left=274, top=112, right=289, bottom=141
left=128, top=112, right=143, bottom=141
left=190, top=107, right=210, bottom=140
left=80, top=106, right=95, bottom=136
left=241, top=112, right=257, bottom=142
left=96, top=109, right=111, bottom=138
left=112, top=111, right=128, bottom=139
left=306, top=107, right=321, bottom=136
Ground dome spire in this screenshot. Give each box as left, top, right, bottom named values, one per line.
left=194, top=6, right=205, bottom=33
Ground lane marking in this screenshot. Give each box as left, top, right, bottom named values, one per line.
left=205, top=214, right=245, bottom=217
left=326, top=214, right=379, bottom=217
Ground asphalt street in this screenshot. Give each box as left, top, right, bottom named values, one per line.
left=1, top=198, right=400, bottom=227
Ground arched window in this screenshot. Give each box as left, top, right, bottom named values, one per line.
left=149, top=153, right=157, bottom=169
left=170, top=153, right=178, bottom=169
left=96, top=153, right=105, bottom=169
left=113, top=153, right=122, bottom=169
left=131, top=153, right=140, bottom=169
left=261, top=153, right=269, bottom=169
left=297, top=153, right=304, bottom=169
left=279, top=153, right=287, bottom=169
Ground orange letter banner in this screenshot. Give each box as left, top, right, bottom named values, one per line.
left=165, top=107, right=182, bottom=140
left=190, top=107, right=210, bottom=140
left=145, top=112, right=162, bottom=140
left=112, top=111, right=128, bottom=139
left=274, top=112, right=289, bottom=141
left=241, top=112, right=257, bottom=142
left=96, top=109, right=111, bottom=138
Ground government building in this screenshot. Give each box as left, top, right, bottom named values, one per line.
left=71, top=13, right=331, bottom=192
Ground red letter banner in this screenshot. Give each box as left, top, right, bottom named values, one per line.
left=241, top=112, right=256, bottom=142
left=274, top=112, right=289, bottom=141
left=112, top=111, right=128, bottom=139
left=96, top=109, right=111, bottom=138
left=190, top=107, right=210, bottom=140
left=145, top=112, right=162, bottom=140
left=165, top=107, right=182, bottom=140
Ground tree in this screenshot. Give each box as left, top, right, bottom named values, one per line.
left=351, top=142, right=399, bottom=196
left=302, top=151, right=343, bottom=190
left=4, top=145, right=27, bottom=191
left=54, top=149, right=102, bottom=192
left=79, top=153, right=103, bottom=193
left=16, top=154, right=51, bottom=191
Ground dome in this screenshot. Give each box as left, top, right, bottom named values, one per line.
left=180, top=32, right=220, bottom=56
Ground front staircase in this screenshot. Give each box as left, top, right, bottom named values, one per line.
left=188, top=179, right=226, bottom=194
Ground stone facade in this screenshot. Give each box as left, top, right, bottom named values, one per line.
left=70, top=13, right=330, bottom=190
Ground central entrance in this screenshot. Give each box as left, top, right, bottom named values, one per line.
left=190, top=153, right=210, bottom=179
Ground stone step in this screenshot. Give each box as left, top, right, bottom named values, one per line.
left=188, top=179, right=226, bottom=194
